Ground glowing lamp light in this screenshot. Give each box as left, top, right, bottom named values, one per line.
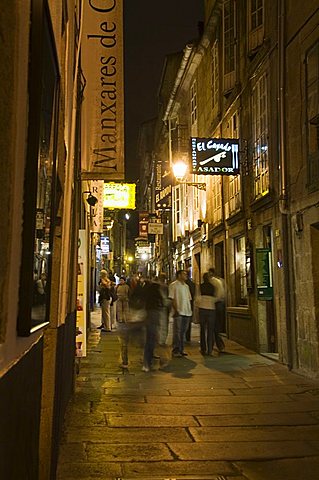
left=141, top=253, right=148, bottom=261
left=172, top=160, right=188, bottom=180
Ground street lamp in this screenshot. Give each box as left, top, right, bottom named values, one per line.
left=172, top=160, right=206, bottom=191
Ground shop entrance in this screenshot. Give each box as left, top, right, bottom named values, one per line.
left=264, top=225, right=278, bottom=354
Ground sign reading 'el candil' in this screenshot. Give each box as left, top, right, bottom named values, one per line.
left=191, top=138, right=240, bottom=175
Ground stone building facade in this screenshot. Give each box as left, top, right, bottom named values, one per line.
left=138, top=0, right=319, bottom=378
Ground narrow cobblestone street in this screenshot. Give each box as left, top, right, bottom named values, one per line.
left=57, top=309, right=319, bottom=480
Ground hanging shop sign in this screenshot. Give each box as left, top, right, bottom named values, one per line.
left=191, top=137, right=240, bottom=175
left=155, top=160, right=172, bottom=210
left=256, top=247, right=273, bottom=300
left=103, top=182, right=136, bottom=209
left=90, top=180, right=104, bottom=232
left=81, top=0, right=124, bottom=180
left=76, top=230, right=88, bottom=357
left=148, top=223, right=164, bottom=235
left=139, top=212, right=149, bottom=238
left=100, top=235, right=110, bottom=254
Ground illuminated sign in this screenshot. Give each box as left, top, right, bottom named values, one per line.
left=100, top=236, right=110, bottom=254
left=139, top=212, right=149, bottom=238
left=191, top=138, right=240, bottom=175
left=103, top=183, right=136, bottom=209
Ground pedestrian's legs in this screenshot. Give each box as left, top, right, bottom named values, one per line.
left=143, top=311, right=159, bottom=369
left=118, top=327, right=129, bottom=367
left=215, top=301, right=225, bottom=351
left=199, top=309, right=207, bottom=353
left=157, top=311, right=170, bottom=367
left=111, top=301, right=117, bottom=329
left=185, top=320, right=192, bottom=342
left=101, top=299, right=111, bottom=330
left=172, top=315, right=182, bottom=354
left=207, top=310, right=216, bottom=355
left=180, top=315, right=191, bottom=354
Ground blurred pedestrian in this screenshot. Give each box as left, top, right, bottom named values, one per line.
left=142, top=279, right=164, bottom=372
left=185, top=268, right=196, bottom=342
left=116, top=276, right=130, bottom=323
left=110, top=278, right=118, bottom=330
left=169, top=270, right=192, bottom=358
left=156, top=273, right=171, bottom=369
left=196, top=272, right=218, bottom=356
left=117, top=276, right=147, bottom=369
left=98, top=269, right=112, bottom=332
left=208, top=267, right=226, bottom=352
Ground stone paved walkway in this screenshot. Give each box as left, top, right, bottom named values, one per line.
left=57, top=308, right=319, bottom=480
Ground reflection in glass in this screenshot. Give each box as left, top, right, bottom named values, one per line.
left=31, top=21, right=58, bottom=327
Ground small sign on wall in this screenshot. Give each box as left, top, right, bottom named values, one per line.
left=256, top=248, right=273, bottom=300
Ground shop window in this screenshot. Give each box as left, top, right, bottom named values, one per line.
left=18, top=3, right=59, bottom=335
left=234, top=236, right=248, bottom=305
left=306, top=41, right=319, bottom=190
left=252, top=73, right=269, bottom=199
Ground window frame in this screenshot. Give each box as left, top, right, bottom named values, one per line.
left=223, top=0, right=236, bottom=91
left=190, top=80, right=198, bottom=125
left=211, top=40, right=219, bottom=110
left=248, top=0, right=264, bottom=51
left=227, top=112, right=241, bottom=214
left=234, top=235, right=248, bottom=306
left=306, top=41, right=319, bottom=191
left=251, top=73, right=269, bottom=199
left=212, top=176, right=222, bottom=226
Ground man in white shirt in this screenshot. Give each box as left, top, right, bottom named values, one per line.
left=169, top=270, right=192, bottom=357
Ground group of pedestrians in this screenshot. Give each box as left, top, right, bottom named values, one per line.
left=96, top=267, right=226, bottom=371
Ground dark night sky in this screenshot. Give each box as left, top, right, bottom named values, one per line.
left=124, top=0, right=205, bottom=182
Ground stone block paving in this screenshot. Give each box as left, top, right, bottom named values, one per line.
left=57, top=309, right=319, bottom=480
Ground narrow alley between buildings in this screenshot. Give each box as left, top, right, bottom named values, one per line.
left=57, top=308, right=319, bottom=480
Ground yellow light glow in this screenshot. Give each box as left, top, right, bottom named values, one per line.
left=103, top=183, right=136, bottom=209
left=172, top=161, right=188, bottom=180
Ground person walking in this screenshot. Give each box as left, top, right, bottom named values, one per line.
left=208, top=267, right=226, bottom=352
left=196, top=272, right=218, bottom=356
left=98, top=269, right=112, bottom=332
left=142, top=279, right=164, bottom=372
left=185, top=268, right=196, bottom=342
left=156, top=273, right=171, bottom=369
left=169, top=270, right=192, bottom=358
left=117, top=275, right=147, bottom=369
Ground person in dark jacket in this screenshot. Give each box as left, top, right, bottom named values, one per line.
left=195, top=272, right=218, bottom=356
left=98, top=269, right=112, bottom=332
